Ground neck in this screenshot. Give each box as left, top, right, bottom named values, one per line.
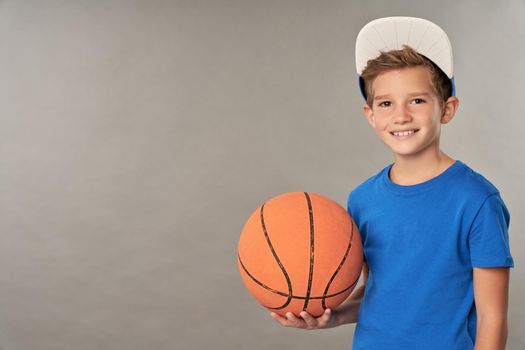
left=390, top=149, right=455, bottom=186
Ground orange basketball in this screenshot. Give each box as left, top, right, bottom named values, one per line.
left=237, top=192, right=363, bottom=317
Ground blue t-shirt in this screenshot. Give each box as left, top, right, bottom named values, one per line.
left=347, top=160, right=514, bottom=350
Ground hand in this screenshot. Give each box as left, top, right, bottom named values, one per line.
left=270, top=309, right=339, bottom=330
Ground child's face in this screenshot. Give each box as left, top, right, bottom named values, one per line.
left=362, top=66, right=456, bottom=159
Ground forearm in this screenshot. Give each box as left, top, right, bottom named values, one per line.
left=474, top=317, right=508, bottom=350
left=332, top=284, right=365, bottom=325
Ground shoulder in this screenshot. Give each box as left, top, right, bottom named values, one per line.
left=455, top=161, right=501, bottom=200
left=347, top=164, right=390, bottom=210
left=451, top=161, right=510, bottom=226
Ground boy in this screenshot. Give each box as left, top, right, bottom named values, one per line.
left=271, top=17, right=514, bottom=349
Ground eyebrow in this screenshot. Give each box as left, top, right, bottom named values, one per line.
left=374, top=92, right=432, bottom=100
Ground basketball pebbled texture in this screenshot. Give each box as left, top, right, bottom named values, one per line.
left=238, top=192, right=363, bottom=317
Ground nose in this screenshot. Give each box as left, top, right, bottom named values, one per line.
left=393, top=105, right=412, bottom=124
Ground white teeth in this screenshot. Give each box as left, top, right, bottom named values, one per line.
left=392, top=130, right=416, bottom=136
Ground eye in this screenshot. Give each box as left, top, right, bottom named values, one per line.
left=378, top=101, right=391, bottom=107
left=412, top=98, right=425, bottom=104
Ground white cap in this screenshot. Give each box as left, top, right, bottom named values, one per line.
left=355, top=16, right=455, bottom=99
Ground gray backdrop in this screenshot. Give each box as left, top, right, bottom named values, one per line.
left=0, top=0, right=523, bottom=349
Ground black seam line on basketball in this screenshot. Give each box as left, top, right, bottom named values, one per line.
left=322, top=218, right=355, bottom=309
left=238, top=254, right=359, bottom=300
left=238, top=253, right=359, bottom=302
left=237, top=253, right=290, bottom=301
left=302, top=192, right=315, bottom=311
left=260, top=202, right=293, bottom=310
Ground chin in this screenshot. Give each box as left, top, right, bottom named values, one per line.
left=388, top=146, right=423, bottom=157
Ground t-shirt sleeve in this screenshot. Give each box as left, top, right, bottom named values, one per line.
left=468, top=192, right=514, bottom=268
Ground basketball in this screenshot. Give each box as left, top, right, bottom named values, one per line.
left=237, top=192, right=363, bottom=317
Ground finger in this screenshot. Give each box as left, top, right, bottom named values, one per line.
left=299, top=311, right=317, bottom=328
left=319, top=308, right=332, bottom=325
left=270, top=312, right=288, bottom=326
left=286, top=312, right=305, bottom=328
left=322, top=308, right=332, bottom=320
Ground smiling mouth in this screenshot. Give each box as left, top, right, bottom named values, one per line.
left=390, top=129, right=420, bottom=137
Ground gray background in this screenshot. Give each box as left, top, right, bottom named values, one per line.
left=0, top=0, right=523, bottom=349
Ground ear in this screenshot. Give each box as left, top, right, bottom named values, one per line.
left=441, top=96, right=459, bottom=124
left=363, top=103, right=376, bottom=128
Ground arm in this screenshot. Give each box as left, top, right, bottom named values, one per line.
left=271, top=262, right=369, bottom=329
left=332, top=261, right=368, bottom=325
left=473, top=267, right=510, bottom=350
